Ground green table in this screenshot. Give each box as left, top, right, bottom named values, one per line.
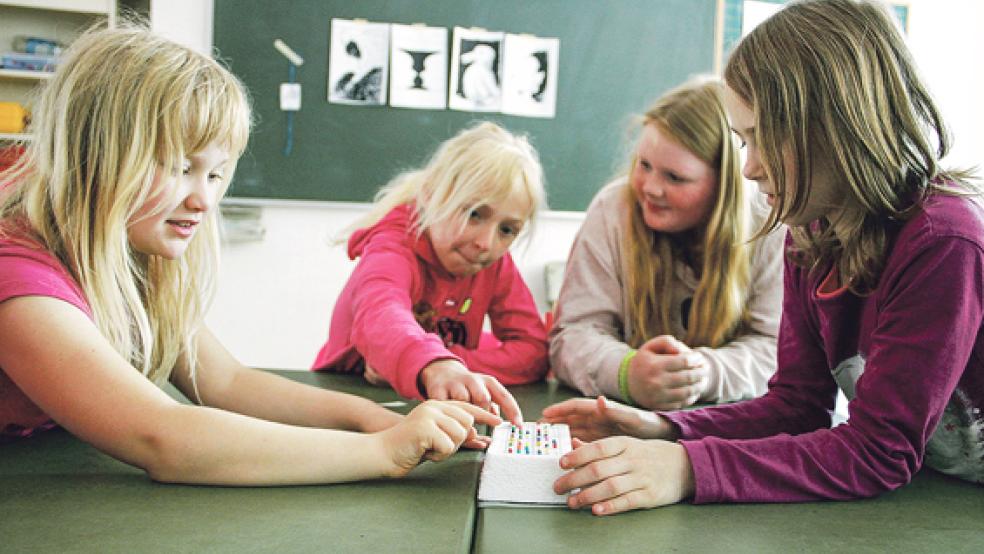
left=477, top=384, right=984, bottom=554
left=0, top=371, right=479, bottom=554
left=2, top=371, right=981, bottom=553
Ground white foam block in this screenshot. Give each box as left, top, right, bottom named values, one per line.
left=477, top=422, right=572, bottom=505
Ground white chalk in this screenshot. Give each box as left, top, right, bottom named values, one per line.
left=273, top=39, right=304, bottom=66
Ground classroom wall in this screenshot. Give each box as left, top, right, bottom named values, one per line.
left=149, top=0, right=212, bottom=55
left=207, top=202, right=585, bottom=369
left=905, top=0, right=984, bottom=172
left=146, top=0, right=984, bottom=370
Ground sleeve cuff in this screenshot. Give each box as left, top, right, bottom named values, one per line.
left=679, top=439, right=721, bottom=504
left=595, top=347, right=633, bottom=401
left=659, top=409, right=696, bottom=439
left=391, top=341, right=462, bottom=400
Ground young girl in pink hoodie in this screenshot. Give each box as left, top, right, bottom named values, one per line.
left=313, top=122, right=549, bottom=423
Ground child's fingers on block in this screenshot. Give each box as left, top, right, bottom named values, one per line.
left=561, top=437, right=626, bottom=469
left=461, top=427, right=491, bottom=450
left=561, top=456, right=630, bottom=497
left=447, top=400, right=502, bottom=427
left=434, top=400, right=477, bottom=428
left=483, top=376, right=523, bottom=424
left=432, top=412, right=469, bottom=446
left=462, top=378, right=492, bottom=409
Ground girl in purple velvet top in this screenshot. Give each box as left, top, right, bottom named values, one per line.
left=543, top=0, right=984, bottom=514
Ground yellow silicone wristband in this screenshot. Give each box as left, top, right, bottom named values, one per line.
left=618, top=349, right=638, bottom=406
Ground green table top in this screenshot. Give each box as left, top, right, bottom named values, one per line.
left=2, top=370, right=981, bottom=553
left=476, top=383, right=984, bottom=554
left=0, top=371, right=479, bottom=554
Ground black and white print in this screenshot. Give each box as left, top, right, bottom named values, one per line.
left=501, top=33, right=559, bottom=118
left=328, top=19, right=390, bottom=106
left=389, top=24, right=448, bottom=110
left=449, top=27, right=504, bottom=112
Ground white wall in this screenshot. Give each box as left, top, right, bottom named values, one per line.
left=154, top=0, right=984, bottom=369
left=150, top=0, right=212, bottom=55
left=906, top=0, right=984, bottom=171
left=207, top=202, right=584, bottom=369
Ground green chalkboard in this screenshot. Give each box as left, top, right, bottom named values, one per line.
left=214, top=0, right=718, bottom=211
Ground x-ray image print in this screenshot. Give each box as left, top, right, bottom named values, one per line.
left=389, top=24, right=448, bottom=110
left=328, top=19, right=390, bottom=106
left=449, top=27, right=504, bottom=112
left=502, top=34, right=560, bottom=118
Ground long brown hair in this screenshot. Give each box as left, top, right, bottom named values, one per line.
left=625, top=78, right=751, bottom=348
left=725, top=0, right=980, bottom=293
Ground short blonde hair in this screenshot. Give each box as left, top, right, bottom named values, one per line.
left=349, top=121, right=545, bottom=239
left=624, top=77, right=752, bottom=348
left=0, top=23, right=252, bottom=385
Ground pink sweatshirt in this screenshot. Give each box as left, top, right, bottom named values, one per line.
left=312, top=204, right=548, bottom=399
left=0, top=227, right=92, bottom=439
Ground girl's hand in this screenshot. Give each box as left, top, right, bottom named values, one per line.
left=419, top=359, right=523, bottom=425
left=377, top=400, right=501, bottom=478
left=628, top=336, right=708, bottom=410
left=356, top=405, right=404, bottom=434
left=540, top=396, right=675, bottom=441
left=553, top=437, right=695, bottom=516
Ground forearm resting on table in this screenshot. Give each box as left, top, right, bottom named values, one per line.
left=191, top=366, right=397, bottom=432
left=131, top=403, right=392, bottom=485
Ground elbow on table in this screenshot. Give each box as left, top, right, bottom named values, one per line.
left=136, top=431, right=196, bottom=484
left=125, top=409, right=213, bottom=485
left=849, top=449, right=919, bottom=499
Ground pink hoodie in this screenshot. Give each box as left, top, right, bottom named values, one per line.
left=312, top=204, right=548, bottom=399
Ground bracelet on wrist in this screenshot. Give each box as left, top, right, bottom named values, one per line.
left=618, top=349, right=638, bottom=406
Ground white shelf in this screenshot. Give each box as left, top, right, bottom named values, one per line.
left=0, top=0, right=116, bottom=106
left=0, top=68, right=54, bottom=80
left=0, top=1, right=113, bottom=16
left=0, top=132, right=31, bottom=141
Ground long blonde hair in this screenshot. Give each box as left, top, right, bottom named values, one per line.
left=345, top=121, right=545, bottom=240
left=625, top=78, right=751, bottom=348
left=725, top=0, right=980, bottom=293
left=0, top=24, right=251, bottom=385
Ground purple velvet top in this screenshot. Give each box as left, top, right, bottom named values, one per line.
left=665, top=192, right=984, bottom=502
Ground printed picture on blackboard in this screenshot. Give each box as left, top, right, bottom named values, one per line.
left=389, top=24, right=448, bottom=110
left=328, top=18, right=390, bottom=106
left=501, top=33, right=560, bottom=118
left=449, top=27, right=504, bottom=112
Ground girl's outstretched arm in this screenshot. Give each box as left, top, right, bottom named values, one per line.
left=0, top=296, right=496, bottom=485
left=540, top=396, right=675, bottom=442
left=173, top=327, right=401, bottom=433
